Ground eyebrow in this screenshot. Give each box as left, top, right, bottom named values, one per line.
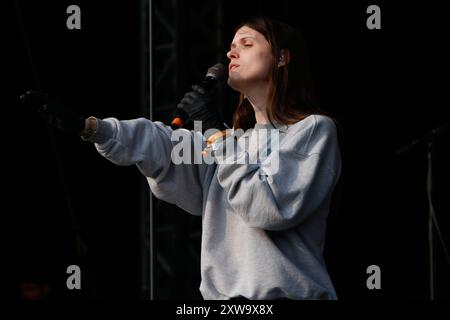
left=230, top=36, right=256, bottom=49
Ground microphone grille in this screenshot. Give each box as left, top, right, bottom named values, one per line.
left=206, top=63, right=226, bottom=83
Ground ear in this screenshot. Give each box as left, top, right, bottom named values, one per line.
left=277, top=49, right=291, bottom=67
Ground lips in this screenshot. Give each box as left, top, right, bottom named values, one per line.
left=229, top=63, right=239, bottom=72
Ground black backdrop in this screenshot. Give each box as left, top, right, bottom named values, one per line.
left=3, top=0, right=449, bottom=300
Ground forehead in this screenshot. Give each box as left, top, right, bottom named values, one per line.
left=232, top=26, right=265, bottom=42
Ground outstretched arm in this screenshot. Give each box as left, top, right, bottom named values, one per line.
left=84, top=117, right=209, bottom=216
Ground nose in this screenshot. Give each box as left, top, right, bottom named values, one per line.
left=227, top=48, right=238, bottom=60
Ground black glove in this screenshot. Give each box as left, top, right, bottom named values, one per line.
left=20, top=90, right=85, bottom=134
left=176, top=84, right=226, bottom=132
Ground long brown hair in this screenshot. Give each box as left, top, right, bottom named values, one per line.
left=232, top=17, right=330, bottom=130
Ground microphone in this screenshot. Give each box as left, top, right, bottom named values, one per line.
left=170, top=63, right=226, bottom=130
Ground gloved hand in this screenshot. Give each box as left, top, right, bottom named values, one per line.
left=20, top=90, right=85, bottom=134
left=176, top=84, right=226, bottom=132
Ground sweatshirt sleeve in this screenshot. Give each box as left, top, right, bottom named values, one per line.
left=85, top=117, right=208, bottom=216
left=216, top=115, right=341, bottom=231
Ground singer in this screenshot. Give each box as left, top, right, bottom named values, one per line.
left=21, top=17, right=342, bottom=300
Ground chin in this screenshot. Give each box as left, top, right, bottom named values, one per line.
left=227, top=77, right=241, bottom=92
left=227, top=75, right=248, bottom=94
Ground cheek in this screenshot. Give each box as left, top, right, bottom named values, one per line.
left=228, top=50, right=273, bottom=88
left=252, top=51, right=273, bottom=78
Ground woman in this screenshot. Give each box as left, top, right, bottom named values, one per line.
left=21, top=17, right=341, bottom=300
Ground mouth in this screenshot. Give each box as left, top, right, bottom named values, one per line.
left=229, top=64, right=239, bottom=72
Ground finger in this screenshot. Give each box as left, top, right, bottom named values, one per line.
left=185, top=91, right=199, bottom=100
left=192, top=84, right=207, bottom=95
left=181, top=96, right=194, bottom=105
left=184, top=91, right=197, bottom=99
left=180, top=97, right=188, bottom=104
left=195, top=85, right=207, bottom=95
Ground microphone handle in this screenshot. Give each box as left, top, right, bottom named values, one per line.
left=170, top=108, right=188, bottom=130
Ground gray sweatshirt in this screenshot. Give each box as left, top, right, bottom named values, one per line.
left=86, top=114, right=341, bottom=300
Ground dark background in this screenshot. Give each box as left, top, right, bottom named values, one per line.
left=2, top=0, right=449, bottom=300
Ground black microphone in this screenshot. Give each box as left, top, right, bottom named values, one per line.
left=171, top=63, right=226, bottom=130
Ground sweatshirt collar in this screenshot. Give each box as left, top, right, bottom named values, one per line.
left=253, top=122, right=287, bottom=132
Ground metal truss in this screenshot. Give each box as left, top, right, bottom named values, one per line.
left=151, top=0, right=224, bottom=299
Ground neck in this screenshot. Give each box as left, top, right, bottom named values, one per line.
left=244, top=85, right=271, bottom=124
left=254, top=109, right=270, bottom=124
